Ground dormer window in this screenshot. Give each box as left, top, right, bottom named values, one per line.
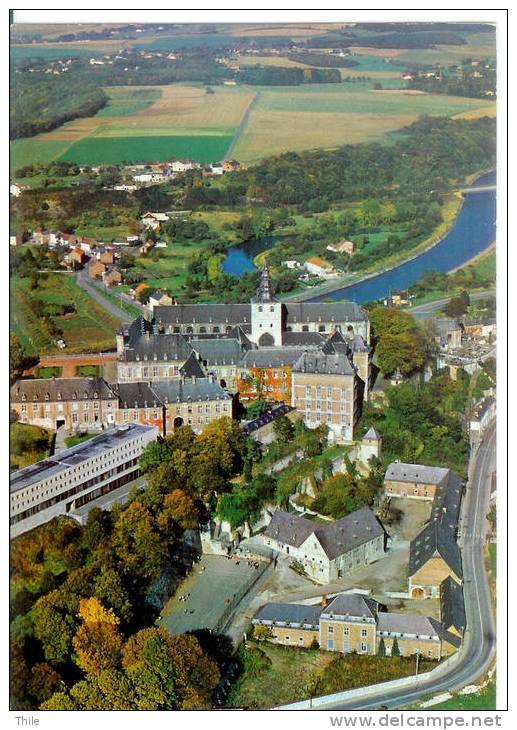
left=72, top=392, right=77, bottom=400
left=93, top=392, right=98, bottom=398
left=45, top=393, right=50, bottom=401
left=21, top=393, right=26, bottom=402
left=83, top=392, right=88, bottom=399
left=56, top=392, right=61, bottom=401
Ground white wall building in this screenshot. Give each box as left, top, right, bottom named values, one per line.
left=10, top=423, right=158, bottom=538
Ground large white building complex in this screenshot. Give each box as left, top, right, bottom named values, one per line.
left=10, top=423, right=158, bottom=537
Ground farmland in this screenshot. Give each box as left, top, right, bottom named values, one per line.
left=11, top=84, right=255, bottom=170
left=10, top=273, right=120, bottom=356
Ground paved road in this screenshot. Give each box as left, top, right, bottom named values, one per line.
left=409, top=289, right=496, bottom=319
left=311, top=421, right=496, bottom=711
left=76, top=269, right=133, bottom=322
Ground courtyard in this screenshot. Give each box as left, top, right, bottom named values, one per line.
left=160, top=553, right=269, bottom=636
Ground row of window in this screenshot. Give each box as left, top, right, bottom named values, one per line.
left=327, top=625, right=369, bottom=638
left=11, top=461, right=139, bottom=523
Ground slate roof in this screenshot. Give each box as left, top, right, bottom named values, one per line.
left=385, top=463, right=450, bottom=486
left=377, top=612, right=440, bottom=638
left=440, top=576, right=466, bottom=635
left=284, top=302, right=368, bottom=324
left=113, top=382, right=162, bottom=409
left=150, top=378, right=232, bottom=404
left=241, top=348, right=307, bottom=369
left=292, top=351, right=356, bottom=376
left=428, top=618, right=462, bottom=649
left=11, top=377, right=115, bottom=403
left=408, top=521, right=462, bottom=580
left=282, top=331, right=326, bottom=348
left=253, top=602, right=322, bottom=627
left=179, top=352, right=206, bottom=378
left=430, top=471, right=464, bottom=527
left=265, top=507, right=384, bottom=560
left=322, top=593, right=379, bottom=620
left=120, top=332, right=193, bottom=362
left=364, top=426, right=381, bottom=441
left=264, top=510, right=316, bottom=548
left=191, top=338, right=248, bottom=366
left=471, top=396, right=496, bottom=422
left=154, top=303, right=252, bottom=326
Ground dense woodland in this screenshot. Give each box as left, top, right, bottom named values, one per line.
left=288, top=52, right=358, bottom=68
left=10, top=74, right=108, bottom=139
left=237, top=65, right=341, bottom=85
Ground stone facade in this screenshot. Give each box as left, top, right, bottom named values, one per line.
left=10, top=377, right=118, bottom=431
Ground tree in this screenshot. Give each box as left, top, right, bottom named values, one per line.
left=157, top=489, right=198, bottom=533
left=252, top=624, right=273, bottom=642
left=443, top=290, right=470, bottom=317
left=273, top=415, right=295, bottom=444
left=28, top=663, right=62, bottom=705
left=73, top=621, right=123, bottom=675
left=391, top=636, right=401, bottom=657
left=376, top=332, right=425, bottom=377
left=378, top=637, right=387, bottom=657
left=93, top=568, right=133, bottom=624
left=32, top=591, right=77, bottom=666
left=40, top=691, right=78, bottom=710
left=369, top=307, right=416, bottom=338
left=139, top=439, right=170, bottom=473
left=111, top=501, right=168, bottom=580
left=10, top=332, right=27, bottom=383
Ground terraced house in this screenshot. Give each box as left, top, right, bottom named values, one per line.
left=10, top=377, right=118, bottom=431
left=252, top=592, right=460, bottom=660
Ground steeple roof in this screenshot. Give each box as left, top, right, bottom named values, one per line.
left=252, top=267, right=276, bottom=303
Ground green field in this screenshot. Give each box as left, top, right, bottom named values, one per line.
left=59, top=133, right=233, bottom=165
left=423, top=681, right=496, bottom=710
left=10, top=273, right=120, bottom=355
left=10, top=138, right=72, bottom=172
left=10, top=45, right=93, bottom=60
left=258, top=88, right=493, bottom=116
left=95, top=87, right=163, bottom=117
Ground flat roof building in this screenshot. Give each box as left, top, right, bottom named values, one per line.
left=10, top=423, right=158, bottom=538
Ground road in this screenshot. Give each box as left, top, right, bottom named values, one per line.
left=311, top=421, right=496, bottom=711
left=76, top=269, right=135, bottom=322
left=409, top=289, right=496, bottom=319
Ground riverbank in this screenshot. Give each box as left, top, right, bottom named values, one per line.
left=279, top=193, right=465, bottom=303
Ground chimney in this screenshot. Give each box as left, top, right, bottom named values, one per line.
left=321, top=594, right=327, bottom=608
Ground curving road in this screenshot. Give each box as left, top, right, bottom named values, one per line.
left=409, top=289, right=496, bottom=320
left=311, top=421, right=497, bottom=711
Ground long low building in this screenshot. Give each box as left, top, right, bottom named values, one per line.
left=262, top=507, right=385, bottom=583
left=10, top=423, right=158, bottom=538
left=252, top=592, right=460, bottom=660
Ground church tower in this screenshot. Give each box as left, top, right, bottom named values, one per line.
left=251, top=268, right=283, bottom=346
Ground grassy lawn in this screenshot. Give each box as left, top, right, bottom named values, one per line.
left=489, top=543, right=496, bottom=577
left=35, top=366, right=62, bottom=379
left=64, top=432, right=98, bottom=448
left=10, top=273, right=121, bottom=356
left=75, top=364, right=101, bottom=377
left=421, top=681, right=496, bottom=710
left=10, top=423, right=54, bottom=471
left=227, top=642, right=334, bottom=709
left=228, top=642, right=436, bottom=709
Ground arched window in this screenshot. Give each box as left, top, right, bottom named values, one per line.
left=199, top=326, right=207, bottom=333
left=318, top=325, right=326, bottom=332
left=302, top=325, right=309, bottom=332
left=213, top=326, right=220, bottom=333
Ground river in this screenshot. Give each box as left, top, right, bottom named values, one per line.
left=221, top=170, right=496, bottom=304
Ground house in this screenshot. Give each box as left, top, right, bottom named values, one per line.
left=102, top=267, right=123, bottom=287
left=130, top=283, right=149, bottom=301
left=389, top=289, right=410, bottom=307
left=140, top=240, right=155, bottom=255
left=148, top=290, right=173, bottom=309
left=210, top=162, right=224, bottom=175
left=326, top=239, right=355, bottom=255
left=384, top=463, right=451, bottom=500
left=253, top=592, right=460, bottom=659
left=305, top=256, right=335, bottom=277
left=171, top=160, right=200, bottom=173
left=89, top=259, right=106, bottom=279
left=113, top=184, right=137, bottom=192
left=408, top=521, right=463, bottom=598
left=470, top=396, right=496, bottom=436
left=99, top=249, right=115, bottom=265
left=223, top=160, right=240, bottom=172
left=439, top=576, right=466, bottom=639
left=237, top=348, right=306, bottom=404
left=282, top=260, right=302, bottom=269
left=262, top=506, right=385, bottom=583
left=140, top=212, right=170, bottom=230
left=69, top=247, right=87, bottom=267
left=10, top=232, right=24, bottom=247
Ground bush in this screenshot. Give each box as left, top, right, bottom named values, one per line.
left=239, top=644, right=272, bottom=677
